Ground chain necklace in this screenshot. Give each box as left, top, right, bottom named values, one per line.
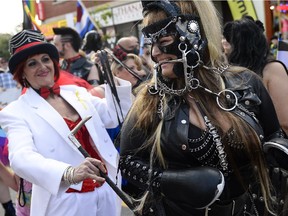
left=192, top=98, right=229, bottom=176
left=203, top=115, right=229, bottom=175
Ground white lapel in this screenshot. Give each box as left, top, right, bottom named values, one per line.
left=59, top=86, right=93, bottom=122
left=22, top=87, right=92, bottom=151
left=23, top=87, right=116, bottom=166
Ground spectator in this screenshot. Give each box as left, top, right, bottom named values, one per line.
left=223, top=16, right=288, bottom=136
left=0, top=57, right=19, bottom=90
left=0, top=29, right=132, bottom=216
left=0, top=161, right=18, bottom=192
left=269, top=35, right=278, bottom=58
left=81, top=30, right=103, bottom=59
left=81, top=30, right=105, bottom=85
left=0, top=132, right=16, bottom=216
left=52, top=27, right=100, bottom=86
left=0, top=57, right=19, bottom=216
left=0, top=161, right=17, bottom=216
left=112, top=47, right=147, bottom=94
left=117, top=36, right=140, bottom=55
left=113, top=36, right=152, bottom=85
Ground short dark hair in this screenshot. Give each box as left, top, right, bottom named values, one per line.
left=53, top=27, right=82, bottom=52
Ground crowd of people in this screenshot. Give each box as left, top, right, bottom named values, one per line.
left=0, top=0, right=288, bottom=216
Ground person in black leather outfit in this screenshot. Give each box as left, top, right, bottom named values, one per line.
left=118, top=1, right=286, bottom=216
left=222, top=16, right=288, bottom=136
left=52, top=27, right=101, bottom=86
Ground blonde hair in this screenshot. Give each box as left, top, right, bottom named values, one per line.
left=111, top=53, right=142, bottom=76
left=126, top=1, right=275, bottom=214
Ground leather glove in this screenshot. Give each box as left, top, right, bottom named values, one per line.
left=160, top=166, right=225, bottom=209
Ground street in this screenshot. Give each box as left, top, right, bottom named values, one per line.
left=0, top=189, right=134, bottom=216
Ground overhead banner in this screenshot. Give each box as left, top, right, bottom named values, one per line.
left=227, top=0, right=258, bottom=20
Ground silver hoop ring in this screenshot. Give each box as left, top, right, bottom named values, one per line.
left=190, top=78, right=200, bottom=89
left=216, top=89, right=238, bottom=111
left=177, top=43, right=201, bottom=69
left=188, top=51, right=200, bottom=69
left=178, top=42, right=187, bottom=52
left=147, top=85, right=159, bottom=95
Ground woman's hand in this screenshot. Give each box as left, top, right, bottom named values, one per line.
left=92, top=50, right=120, bottom=86
left=63, top=158, right=107, bottom=185
left=91, top=49, right=113, bottom=65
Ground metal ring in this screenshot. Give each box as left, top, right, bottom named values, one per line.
left=216, top=89, right=238, bottom=111
left=187, top=50, right=200, bottom=69
left=178, top=42, right=187, bottom=52
left=147, top=85, right=159, bottom=95
left=190, top=78, right=200, bottom=89
left=183, top=49, right=200, bottom=69
left=177, top=42, right=201, bottom=69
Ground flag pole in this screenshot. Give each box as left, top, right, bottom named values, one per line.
left=77, top=0, right=99, bottom=32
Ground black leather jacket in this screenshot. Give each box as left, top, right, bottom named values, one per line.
left=119, top=70, right=282, bottom=216
left=61, top=56, right=94, bottom=81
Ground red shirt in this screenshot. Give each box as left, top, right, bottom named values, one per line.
left=65, top=117, right=103, bottom=193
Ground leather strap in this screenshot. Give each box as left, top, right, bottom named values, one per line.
left=231, top=105, right=264, bottom=142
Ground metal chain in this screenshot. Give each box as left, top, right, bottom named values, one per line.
left=157, top=90, right=165, bottom=119
left=203, top=115, right=229, bottom=175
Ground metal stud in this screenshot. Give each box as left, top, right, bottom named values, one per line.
left=181, top=120, right=187, bottom=124
left=187, top=20, right=199, bottom=33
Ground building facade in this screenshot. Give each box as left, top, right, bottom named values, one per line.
left=36, top=1, right=274, bottom=46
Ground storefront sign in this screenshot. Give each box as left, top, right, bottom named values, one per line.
left=112, top=2, right=143, bottom=25
left=93, top=8, right=113, bottom=27
left=227, top=0, right=258, bottom=20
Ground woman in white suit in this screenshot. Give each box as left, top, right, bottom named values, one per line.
left=0, top=29, right=132, bottom=216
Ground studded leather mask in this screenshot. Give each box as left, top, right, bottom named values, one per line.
left=142, top=15, right=206, bottom=78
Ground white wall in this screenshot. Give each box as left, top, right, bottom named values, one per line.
left=253, top=0, right=265, bottom=24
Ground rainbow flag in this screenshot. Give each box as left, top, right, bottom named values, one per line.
left=24, top=0, right=36, bottom=17
left=22, top=0, right=40, bottom=31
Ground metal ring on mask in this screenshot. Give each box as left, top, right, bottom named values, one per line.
left=216, top=89, right=238, bottom=111
left=190, top=78, right=200, bottom=89
left=178, top=43, right=200, bottom=69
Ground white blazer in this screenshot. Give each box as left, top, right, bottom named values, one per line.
left=0, top=79, right=132, bottom=216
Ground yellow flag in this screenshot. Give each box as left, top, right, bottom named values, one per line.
left=227, top=0, right=258, bottom=20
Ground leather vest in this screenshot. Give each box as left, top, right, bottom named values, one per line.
left=160, top=71, right=281, bottom=163
left=61, top=56, right=93, bottom=81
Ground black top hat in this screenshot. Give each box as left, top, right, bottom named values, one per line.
left=53, top=27, right=82, bottom=51
left=9, top=29, right=59, bottom=74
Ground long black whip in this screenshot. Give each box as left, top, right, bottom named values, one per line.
left=98, top=50, right=124, bottom=127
